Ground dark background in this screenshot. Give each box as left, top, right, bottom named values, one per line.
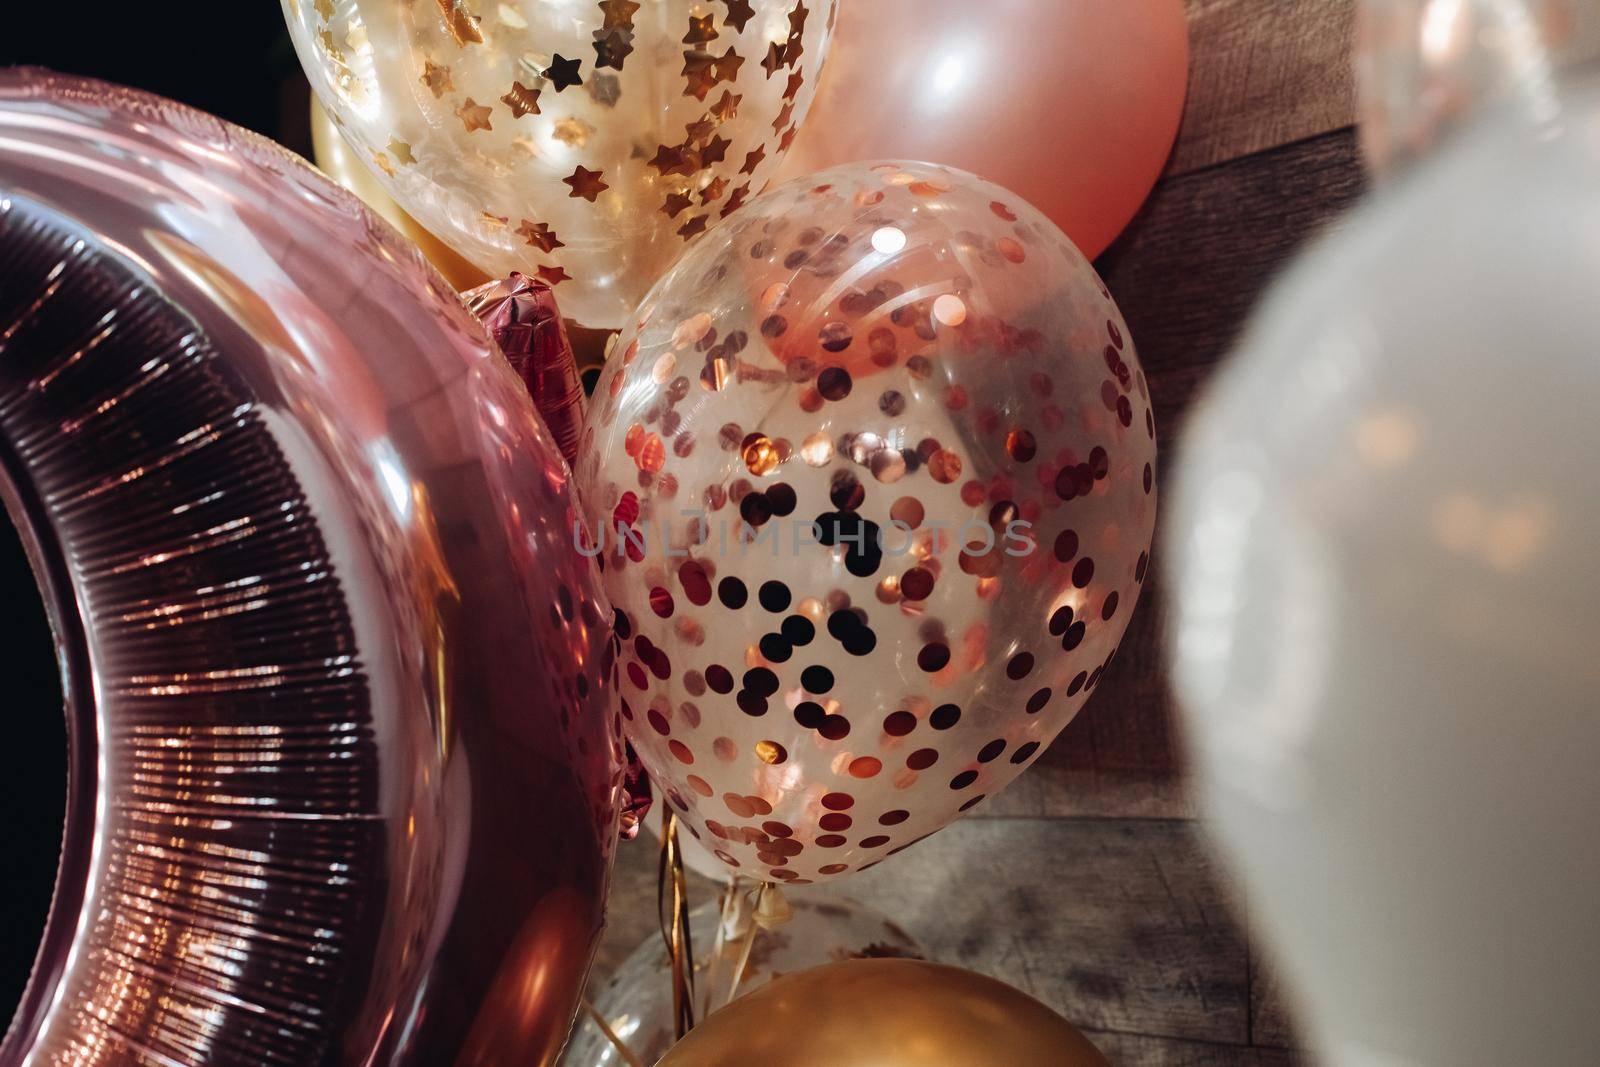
left=0, top=3, right=308, bottom=1023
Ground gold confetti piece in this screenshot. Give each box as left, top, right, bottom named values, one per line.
left=564, top=165, right=609, bottom=201
left=386, top=137, right=415, bottom=165
left=501, top=80, right=541, bottom=117
left=721, top=0, right=755, bottom=33
left=537, top=264, right=572, bottom=286
left=516, top=219, right=564, bottom=252
left=437, top=0, right=484, bottom=46
left=710, top=89, right=742, bottom=122
left=455, top=98, right=493, bottom=132
left=421, top=60, right=453, bottom=98
left=683, top=13, right=718, bottom=45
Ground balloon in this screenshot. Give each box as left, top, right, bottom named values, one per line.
left=773, top=0, right=1188, bottom=260
left=284, top=0, right=838, bottom=329
left=1355, top=0, right=1600, bottom=176
left=577, top=161, right=1158, bottom=884
left=310, top=96, right=492, bottom=290
left=1167, top=75, right=1600, bottom=1065
left=464, top=272, right=588, bottom=465
left=561, top=896, right=923, bottom=1067
left=0, top=70, right=620, bottom=1067
left=655, top=959, right=1109, bottom=1066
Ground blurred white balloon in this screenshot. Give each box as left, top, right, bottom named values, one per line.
left=1168, top=74, right=1600, bottom=1065
left=1357, top=0, right=1600, bottom=175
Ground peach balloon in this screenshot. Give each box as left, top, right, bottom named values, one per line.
left=775, top=0, right=1189, bottom=259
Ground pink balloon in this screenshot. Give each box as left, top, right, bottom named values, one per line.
left=0, top=70, right=619, bottom=1067
left=775, top=0, right=1189, bottom=259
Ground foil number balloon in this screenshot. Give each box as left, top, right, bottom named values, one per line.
left=0, top=72, right=618, bottom=1067
left=284, top=0, right=838, bottom=330
left=579, top=162, right=1158, bottom=885
left=1169, top=78, right=1600, bottom=1065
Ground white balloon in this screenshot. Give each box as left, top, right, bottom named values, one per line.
left=1168, top=75, right=1600, bottom=1065
left=1356, top=0, right=1600, bottom=176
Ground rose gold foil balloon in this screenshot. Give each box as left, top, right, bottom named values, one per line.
left=1356, top=0, right=1600, bottom=177
left=654, top=959, right=1111, bottom=1067
left=283, top=0, right=838, bottom=330
left=0, top=71, right=620, bottom=1066
left=774, top=0, right=1189, bottom=260
left=577, top=162, right=1158, bottom=885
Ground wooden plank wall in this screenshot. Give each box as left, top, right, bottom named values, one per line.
left=593, top=2, right=1364, bottom=1063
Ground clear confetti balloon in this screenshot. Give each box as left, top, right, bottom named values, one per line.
left=283, top=0, right=837, bottom=329
left=561, top=896, right=924, bottom=1066
left=577, top=162, right=1159, bottom=884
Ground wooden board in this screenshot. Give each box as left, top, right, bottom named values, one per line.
left=1167, top=0, right=1358, bottom=176
left=593, top=818, right=1310, bottom=1063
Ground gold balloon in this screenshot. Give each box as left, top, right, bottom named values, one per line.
left=654, top=959, right=1110, bottom=1067
left=309, top=99, right=491, bottom=291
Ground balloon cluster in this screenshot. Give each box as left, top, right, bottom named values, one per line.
left=0, top=0, right=1202, bottom=1062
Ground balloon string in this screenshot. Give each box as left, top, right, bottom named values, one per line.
left=582, top=998, right=646, bottom=1067
left=720, top=882, right=767, bottom=1009
left=657, top=807, right=696, bottom=1039
left=699, top=874, right=753, bottom=1016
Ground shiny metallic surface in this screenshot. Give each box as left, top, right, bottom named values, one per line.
left=0, top=71, right=620, bottom=1066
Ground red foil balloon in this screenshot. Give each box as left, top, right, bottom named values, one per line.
left=0, top=71, right=620, bottom=1066
left=774, top=0, right=1190, bottom=259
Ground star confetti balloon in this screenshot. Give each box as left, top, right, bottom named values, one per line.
left=283, top=0, right=837, bottom=329
left=577, top=162, right=1158, bottom=884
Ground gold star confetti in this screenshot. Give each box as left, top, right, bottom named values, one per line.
left=599, top=0, right=640, bottom=29
left=564, top=165, right=609, bottom=201
left=682, top=52, right=717, bottom=100
left=784, top=70, right=805, bottom=99
left=710, top=89, right=742, bottom=121
left=481, top=211, right=510, bottom=228
left=386, top=137, right=415, bottom=165
left=371, top=151, right=395, bottom=177
left=788, top=0, right=810, bottom=38
left=422, top=60, right=453, bottom=98
left=545, top=53, right=583, bottom=91
left=516, top=219, right=564, bottom=252
left=772, top=100, right=795, bottom=132
left=713, top=46, right=745, bottom=83
left=685, top=116, right=716, bottom=144
left=437, top=0, right=484, bottom=45
left=721, top=183, right=750, bottom=217
left=314, top=0, right=334, bottom=18
left=537, top=264, right=572, bottom=286
left=593, top=28, right=634, bottom=69
left=662, top=192, right=694, bottom=218
left=456, top=98, right=493, bottom=132
left=552, top=116, right=594, bottom=146
left=779, top=125, right=798, bottom=151
left=740, top=144, right=766, bottom=174
left=700, top=175, right=729, bottom=203
left=649, top=143, right=695, bottom=176
left=501, top=80, right=541, bottom=117
left=317, top=28, right=347, bottom=63
left=701, top=134, right=732, bottom=165
left=721, top=0, right=755, bottom=32
left=683, top=13, right=718, bottom=44
left=762, top=41, right=788, bottom=77
left=677, top=214, right=709, bottom=240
